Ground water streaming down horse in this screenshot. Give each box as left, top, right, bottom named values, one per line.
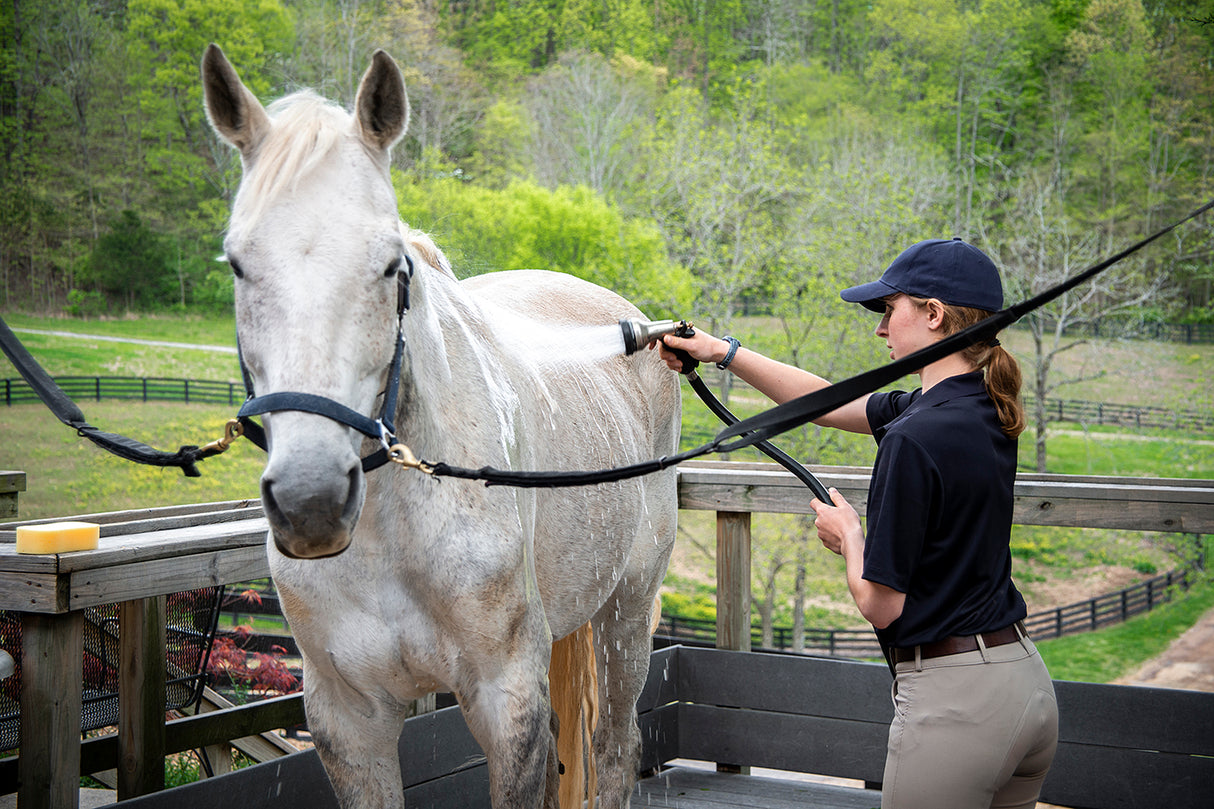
left=201, top=45, right=679, bottom=809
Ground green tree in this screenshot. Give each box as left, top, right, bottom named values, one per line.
left=524, top=50, right=659, bottom=199
left=394, top=164, right=694, bottom=314
left=1065, top=0, right=1154, bottom=251
left=125, top=0, right=294, bottom=214
left=82, top=209, right=175, bottom=309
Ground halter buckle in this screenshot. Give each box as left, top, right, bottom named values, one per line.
left=378, top=420, right=396, bottom=453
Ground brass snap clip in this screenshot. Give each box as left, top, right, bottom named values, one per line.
left=202, top=418, right=245, bottom=455
left=387, top=443, right=434, bottom=475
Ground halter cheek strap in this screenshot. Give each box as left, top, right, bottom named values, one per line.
left=236, top=254, right=413, bottom=472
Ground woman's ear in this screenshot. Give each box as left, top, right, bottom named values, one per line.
left=924, top=299, right=947, bottom=330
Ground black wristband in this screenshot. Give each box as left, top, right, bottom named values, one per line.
left=716, top=336, right=740, bottom=370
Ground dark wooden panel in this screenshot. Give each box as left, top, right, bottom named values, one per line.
left=638, top=702, right=680, bottom=772
left=1054, top=679, right=1214, bottom=755
left=403, top=766, right=492, bottom=809
left=678, top=647, right=892, bottom=723
left=397, top=705, right=487, bottom=785
left=637, top=644, right=681, bottom=713
left=1041, top=741, right=1214, bottom=809
left=675, top=704, right=888, bottom=786
left=115, top=748, right=338, bottom=809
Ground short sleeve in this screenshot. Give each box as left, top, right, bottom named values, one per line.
left=861, top=431, right=940, bottom=593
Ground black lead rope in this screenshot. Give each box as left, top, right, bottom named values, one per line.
left=421, top=197, right=1214, bottom=487
left=0, top=317, right=220, bottom=477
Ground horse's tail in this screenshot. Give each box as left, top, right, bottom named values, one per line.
left=551, top=621, right=598, bottom=809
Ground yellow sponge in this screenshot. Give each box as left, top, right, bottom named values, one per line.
left=15, top=521, right=101, bottom=554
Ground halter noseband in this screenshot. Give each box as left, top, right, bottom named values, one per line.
left=236, top=254, right=414, bottom=472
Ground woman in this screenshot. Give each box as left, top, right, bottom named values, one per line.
left=658, top=238, right=1059, bottom=809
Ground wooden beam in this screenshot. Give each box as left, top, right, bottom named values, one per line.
left=677, top=461, right=1214, bottom=532
left=715, top=512, right=751, bottom=653
left=0, top=471, right=23, bottom=520
left=118, top=597, right=166, bottom=799
left=18, top=610, right=83, bottom=809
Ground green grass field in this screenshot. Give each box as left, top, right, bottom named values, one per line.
left=2, top=312, right=1211, bottom=684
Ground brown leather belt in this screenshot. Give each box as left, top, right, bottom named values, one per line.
left=892, top=624, right=1024, bottom=665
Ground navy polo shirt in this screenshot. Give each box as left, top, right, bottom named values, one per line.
left=862, top=371, right=1027, bottom=649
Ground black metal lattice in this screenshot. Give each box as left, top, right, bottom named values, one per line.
left=0, top=586, right=224, bottom=753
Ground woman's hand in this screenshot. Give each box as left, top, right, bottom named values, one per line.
left=809, top=488, right=863, bottom=556
left=811, top=487, right=905, bottom=629
left=653, top=330, right=729, bottom=373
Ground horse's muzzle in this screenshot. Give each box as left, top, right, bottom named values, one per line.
left=260, top=460, right=364, bottom=559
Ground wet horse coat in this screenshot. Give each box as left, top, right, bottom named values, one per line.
left=201, top=46, right=679, bottom=809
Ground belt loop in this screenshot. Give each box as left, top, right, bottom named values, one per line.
left=1015, top=620, right=1030, bottom=652
left=914, top=645, right=923, bottom=672
left=975, top=632, right=990, bottom=663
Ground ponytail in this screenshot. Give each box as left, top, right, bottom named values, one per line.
left=982, top=344, right=1025, bottom=438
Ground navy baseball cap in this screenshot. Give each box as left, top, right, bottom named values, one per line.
left=840, top=238, right=1003, bottom=313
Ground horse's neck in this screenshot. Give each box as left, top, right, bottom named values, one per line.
left=395, top=270, right=518, bottom=462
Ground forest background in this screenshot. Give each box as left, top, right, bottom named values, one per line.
left=4, top=0, right=1214, bottom=472
left=2, top=0, right=1213, bottom=659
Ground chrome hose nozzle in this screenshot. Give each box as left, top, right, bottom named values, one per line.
left=619, top=318, right=693, bottom=356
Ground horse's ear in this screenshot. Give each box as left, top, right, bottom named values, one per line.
left=201, top=43, right=271, bottom=156
left=354, top=50, right=409, bottom=152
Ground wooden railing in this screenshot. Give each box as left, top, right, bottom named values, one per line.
left=676, top=461, right=1213, bottom=653
left=1, top=463, right=1211, bottom=808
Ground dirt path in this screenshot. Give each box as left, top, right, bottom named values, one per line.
left=1113, top=603, right=1214, bottom=692
left=8, top=326, right=237, bottom=354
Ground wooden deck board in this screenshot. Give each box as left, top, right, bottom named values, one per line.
left=633, top=767, right=881, bottom=809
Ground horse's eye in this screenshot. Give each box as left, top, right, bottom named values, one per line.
left=230, top=259, right=245, bottom=279
left=384, top=257, right=402, bottom=279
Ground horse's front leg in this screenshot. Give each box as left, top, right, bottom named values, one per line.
left=305, top=663, right=408, bottom=809
left=458, top=644, right=560, bottom=809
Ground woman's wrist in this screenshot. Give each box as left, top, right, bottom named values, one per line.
left=716, top=336, right=740, bottom=370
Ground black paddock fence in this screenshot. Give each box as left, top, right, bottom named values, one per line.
left=1, top=375, right=246, bottom=407
left=6, top=373, right=1214, bottom=431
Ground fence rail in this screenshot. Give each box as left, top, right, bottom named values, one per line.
left=1022, top=395, right=1214, bottom=431
left=1, top=376, right=244, bottom=407
left=1023, top=569, right=1190, bottom=640
left=222, top=568, right=1195, bottom=663
left=5, top=374, right=1213, bottom=432
left=1012, top=317, right=1214, bottom=344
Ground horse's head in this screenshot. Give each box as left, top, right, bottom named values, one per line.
left=202, top=44, right=410, bottom=559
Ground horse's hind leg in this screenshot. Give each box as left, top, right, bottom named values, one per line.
left=305, top=670, right=407, bottom=809
left=590, top=574, right=665, bottom=809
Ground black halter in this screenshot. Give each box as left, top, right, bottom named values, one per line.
left=235, top=254, right=414, bottom=472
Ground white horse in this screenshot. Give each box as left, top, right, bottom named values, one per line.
left=201, top=45, right=679, bottom=809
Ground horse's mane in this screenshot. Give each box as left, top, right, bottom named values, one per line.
left=234, top=90, right=364, bottom=226
left=402, top=226, right=455, bottom=279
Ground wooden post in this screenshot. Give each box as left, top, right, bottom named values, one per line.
left=0, top=470, right=25, bottom=520
left=19, top=611, right=84, bottom=809
left=715, top=510, right=751, bottom=776
left=716, top=511, right=752, bottom=653
left=118, top=596, right=166, bottom=798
